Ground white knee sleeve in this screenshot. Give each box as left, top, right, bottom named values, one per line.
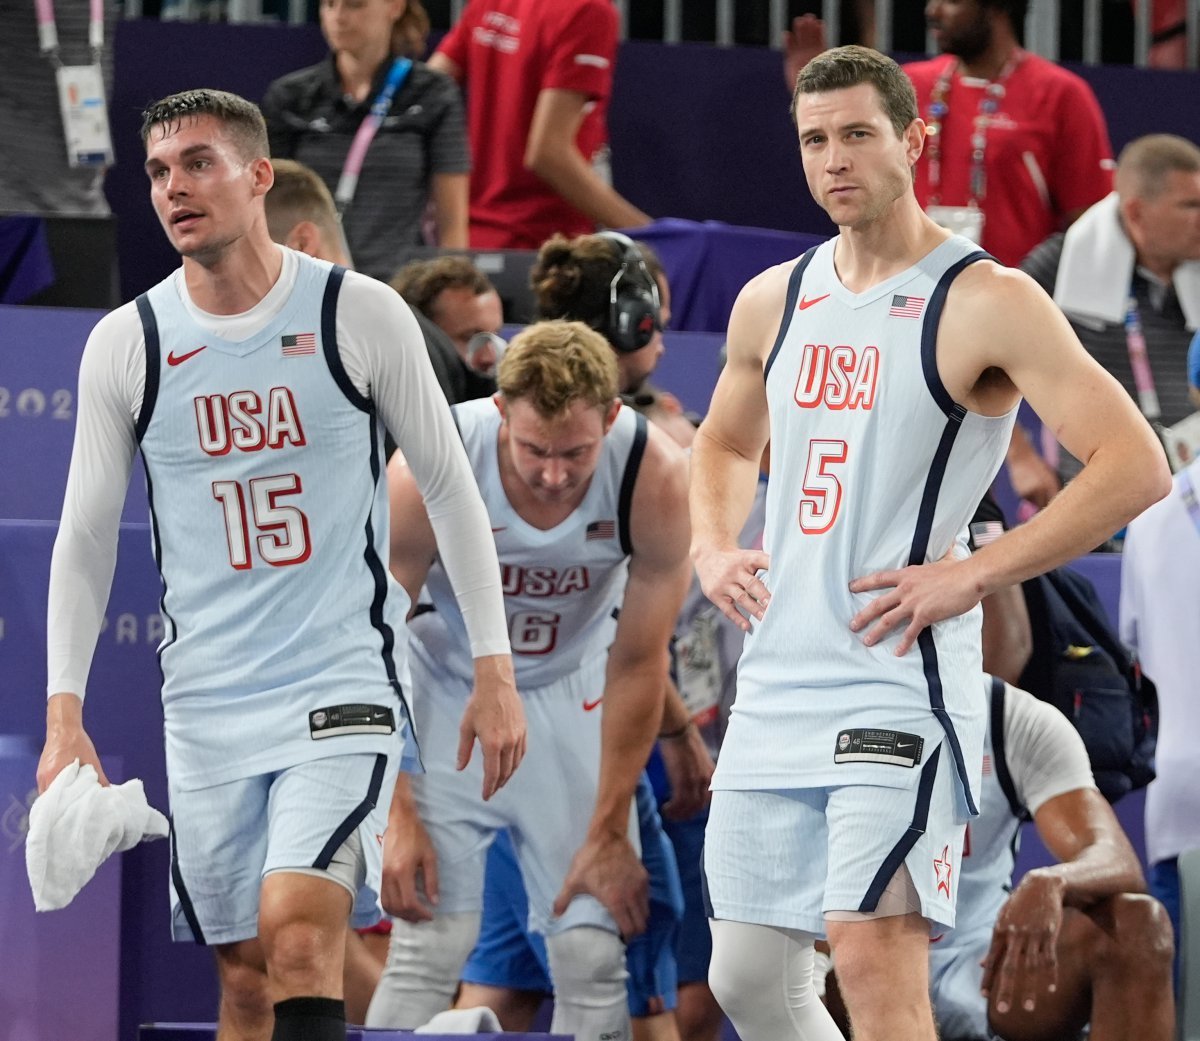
left=546, top=926, right=631, bottom=1041
left=364, top=911, right=481, bottom=1029
left=708, top=920, right=845, bottom=1041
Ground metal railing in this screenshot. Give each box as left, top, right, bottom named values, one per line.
left=139, top=0, right=1200, bottom=69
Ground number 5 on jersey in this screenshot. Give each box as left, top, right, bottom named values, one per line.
left=212, top=474, right=312, bottom=569
left=799, top=439, right=847, bottom=534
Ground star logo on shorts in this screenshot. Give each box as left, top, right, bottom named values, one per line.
left=933, top=844, right=953, bottom=898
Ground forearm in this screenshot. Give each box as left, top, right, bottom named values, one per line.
left=386, top=770, right=419, bottom=826
left=1027, top=841, right=1146, bottom=909
left=658, top=678, right=690, bottom=736
left=590, top=660, right=666, bottom=836
left=969, top=438, right=1168, bottom=597
left=689, top=429, right=764, bottom=554
left=527, top=146, right=650, bottom=230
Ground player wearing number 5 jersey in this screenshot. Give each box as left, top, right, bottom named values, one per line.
left=690, top=47, right=1170, bottom=1041
left=368, top=321, right=691, bottom=1041
left=37, top=89, right=524, bottom=1041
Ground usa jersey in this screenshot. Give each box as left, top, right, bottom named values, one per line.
left=415, top=398, right=646, bottom=688
left=136, top=256, right=416, bottom=790
left=714, top=236, right=1016, bottom=811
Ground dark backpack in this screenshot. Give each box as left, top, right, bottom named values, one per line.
left=1016, top=566, right=1158, bottom=804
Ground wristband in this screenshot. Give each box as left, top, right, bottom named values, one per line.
left=658, top=720, right=694, bottom=741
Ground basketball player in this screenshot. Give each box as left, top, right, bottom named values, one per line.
left=36, top=89, right=525, bottom=1041
left=365, top=320, right=692, bottom=1041
left=689, top=47, right=1170, bottom=1041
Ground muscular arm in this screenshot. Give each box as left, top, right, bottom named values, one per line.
left=554, top=427, right=692, bottom=934
left=524, top=88, right=650, bottom=231
left=386, top=452, right=438, bottom=606
left=689, top=266, right=783, bottom=628
left=852, top=265, right=1171, bottom=652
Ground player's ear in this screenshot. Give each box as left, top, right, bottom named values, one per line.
left=904, top=117, right=926, bottom=168
left=251, top=156, right=274, bottom=197
left=603, top=398, right=621, bottom=432
left=493, top=393, right=506, bottom=421
left=285, top=221, right=321, bottom=259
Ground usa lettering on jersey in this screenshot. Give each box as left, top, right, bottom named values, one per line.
left=501, top=563, right=591, bottom=597
left=194, top=387, right=306, bottom=455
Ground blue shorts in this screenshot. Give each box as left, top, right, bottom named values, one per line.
left=461, top=772, right=683, bottom=1016
left=662, top=807, right=711, bottom=984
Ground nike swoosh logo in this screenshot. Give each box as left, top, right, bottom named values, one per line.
left=582, top=697, right=604, bottom=712
left=797, top=294, right=830, bottom=310
left=167, top=345, right=208, bottom=366
left=896, top=741, right=914, bottom=750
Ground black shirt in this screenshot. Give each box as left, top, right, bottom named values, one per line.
left=261, top=56, right=469, bottom=282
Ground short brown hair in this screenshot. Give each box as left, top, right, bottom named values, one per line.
left=793, top=45, right=917, bottom=138
left=1116, top=134, right=1200, bottom=201
left=265, top=159, right=340, bottom=243
left=140, top=89, right=268, bottom=163
left=391, top=255, right=495, bottom=318
left=498, top=320, right=619, bottom=418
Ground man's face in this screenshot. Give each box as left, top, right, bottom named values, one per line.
left=925, top=0, right=992, bottom=61
left=794, top=83, right=921, bottom=230
left=144, top=114, right=269, bottom=263
left=433, top=287, right=504, bottom=368
left=500, top=396, right=618, bottom=505
left=1132, top=170, right=1200, bottom=267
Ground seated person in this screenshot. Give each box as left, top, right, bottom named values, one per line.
left=929, top=675, right=1175, bottom=1041
left=1021, top=134, right=1200, bottom=479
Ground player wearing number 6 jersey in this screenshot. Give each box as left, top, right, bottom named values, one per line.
left=37, top=89, right=524, bottom=1041
left=367, top=320, right=691, bottom=1041
left=689, top=47, right=1170, bottom=1041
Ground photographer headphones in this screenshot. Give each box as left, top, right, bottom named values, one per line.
left=595, top=230, right=661, bottom=354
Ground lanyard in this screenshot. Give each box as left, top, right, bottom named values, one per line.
left=35, top=0, right=105, bottom=65
left=334, top=56, right=413, bottom=215
left=1180, top=469, right=1200, bottom=536
left=925, top=49, right=1022, bottom=207
left=1124, top=293, right=1162, bottom=421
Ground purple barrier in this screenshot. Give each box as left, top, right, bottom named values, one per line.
left=0, top=304, right=149, bottom=524
left=1, top=747, right=123, bottom=1041
left=628, top=219, right=826, bottom=334
left=1, top=520, right=220, bottom=1038
left=0, top=216, right=56, bottom=304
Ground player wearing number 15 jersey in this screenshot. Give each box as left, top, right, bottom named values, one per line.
left=38, top=89, right=524, bottom=1041
left=689, top=47, right=1169, bottom=1041
left=367, top=321, right=691, bottom=1041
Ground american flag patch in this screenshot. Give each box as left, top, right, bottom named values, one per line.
left=282, top=332, right=317, bottom=356
left=970, top=520, right=1005, bottom=548
left=982, top=753, right=993, bottom=776
left=889, top=294, right=925, bottom=319
left=586, top=520, right=615, bottom=540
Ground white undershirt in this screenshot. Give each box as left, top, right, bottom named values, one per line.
left=1001, top=683, right=1097, bottom=817
left=48, top=247, right=510, bottom=698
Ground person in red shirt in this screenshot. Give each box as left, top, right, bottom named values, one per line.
left=429, top=0, right=650, bottom=250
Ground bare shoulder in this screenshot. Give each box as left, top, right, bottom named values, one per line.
left=726, top=258, right=804, bottom=365
left=638, top=419, right=691, bottom=503
left=630, top=419, right=691, bottom=555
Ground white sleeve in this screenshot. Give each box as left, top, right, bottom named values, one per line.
left=336, top=273, right=510, bottom=659
left=1118, top=524, right=1139, bottom=651
left=47, top=305, right=145, bottom=699
left=1002, top=683, right=1098, bottom=817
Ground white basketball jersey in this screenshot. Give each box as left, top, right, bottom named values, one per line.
left=714, top=236, right=1016, bottom=813
left=414, top=398, right=646, bottom=689
left=136, top=257, right=416, bottom=790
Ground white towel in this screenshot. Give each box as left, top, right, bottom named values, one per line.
left=415, top=1007, right=503, bottom=1034
left=1054, top=191, right=1200, bottom=331
left=25, top=758, right=169, bottom=911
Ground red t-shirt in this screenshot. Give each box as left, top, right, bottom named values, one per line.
left=438, top=0, right=617, bottom=249
left=905, top=52, right=1113, bottom=267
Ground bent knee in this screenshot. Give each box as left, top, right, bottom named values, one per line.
left=216, top=949, right=272, bottom=1019
left=1103, top=893, right=1175, bottom=967
left=546, top=925, right=627, bottom=990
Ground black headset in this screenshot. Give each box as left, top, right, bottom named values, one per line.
left=594, top=230, right=661, bottom=354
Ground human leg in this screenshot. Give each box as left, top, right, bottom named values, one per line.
left=546, top=925, right=633, bottom=1041
left=985, top=894, right=1174, bottom=1041
left=213, top=939, right=273, bottom=1041
left=342, top=927, right=385, bottom=1025
left=707, top=919, right=844, bottom=1041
